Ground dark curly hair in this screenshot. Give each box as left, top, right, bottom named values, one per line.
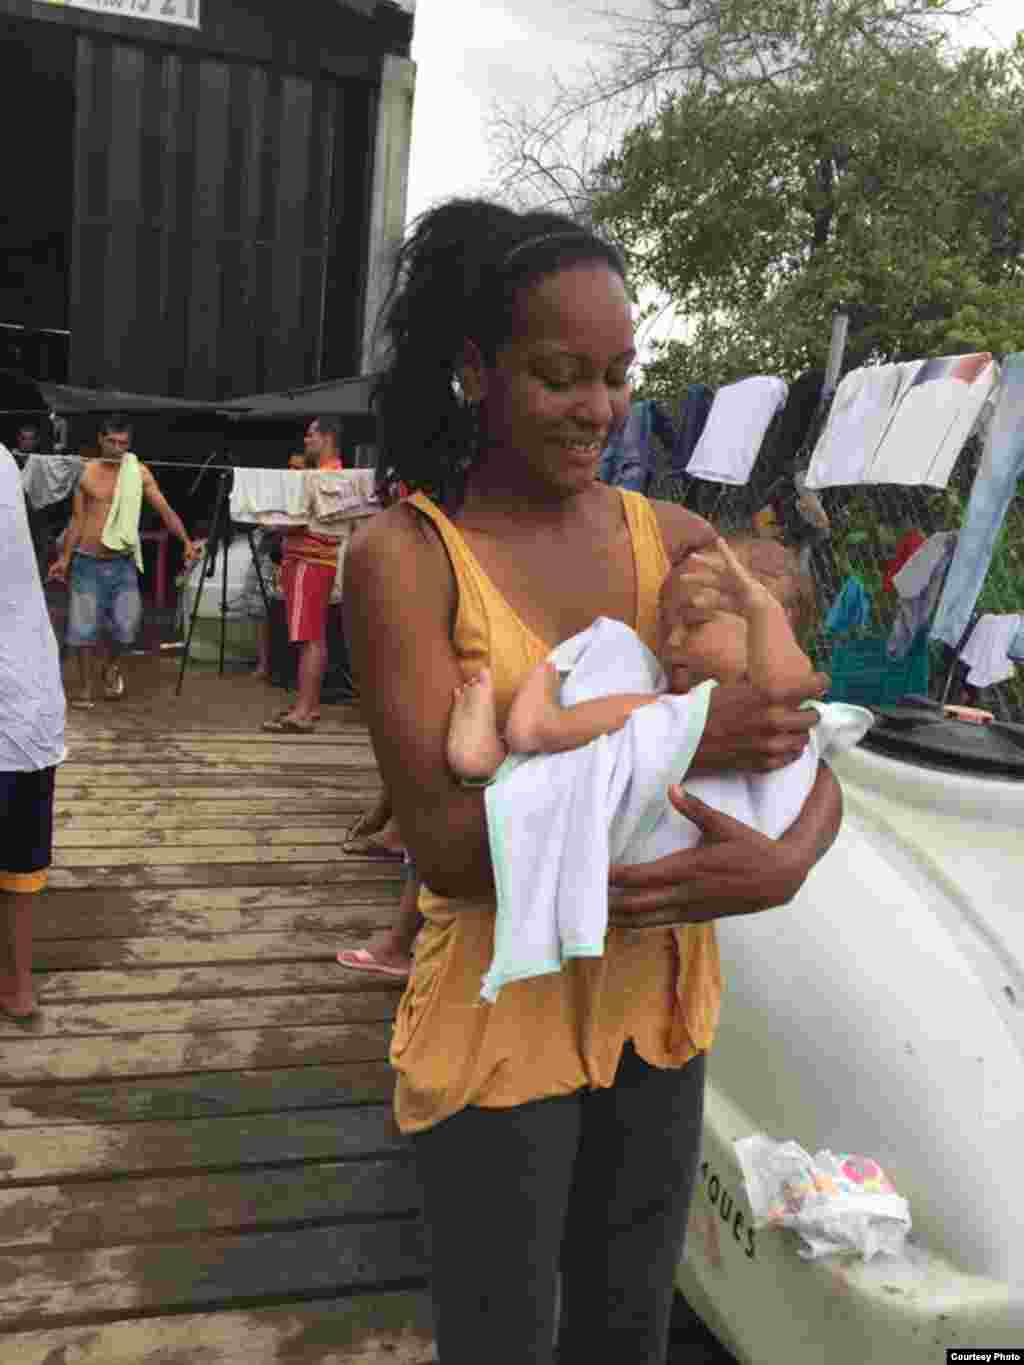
left=371, top=199, right=627, bottom=509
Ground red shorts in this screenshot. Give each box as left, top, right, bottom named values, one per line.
left=281, top=559, right=335, bottom=643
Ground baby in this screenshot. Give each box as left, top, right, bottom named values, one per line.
left=447, top=534, right=817, bottom=782
left=443, top=532, right=870, bottom=1003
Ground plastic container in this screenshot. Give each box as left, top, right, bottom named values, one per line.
left=826, top=636, right=929, bottom=706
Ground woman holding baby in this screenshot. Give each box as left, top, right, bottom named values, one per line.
left=343, top=199, right=841, bottom=1365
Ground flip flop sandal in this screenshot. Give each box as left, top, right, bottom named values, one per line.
left=262, top=716, right=317, bottom=734
left=70, top=697, right=97, bottom=710
left=0, top=1001, right=41, bottom=1026
left=104, top=670, right=126, bottom=701
left=335, top=949, right=410, bottom=980
left=275, top=708, right=321, bottom=722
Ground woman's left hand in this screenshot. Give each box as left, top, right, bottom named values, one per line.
left=607, top=783, right=803, bottom=924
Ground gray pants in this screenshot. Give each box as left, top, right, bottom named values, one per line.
left=412, top=1042, right=706, bottom=1365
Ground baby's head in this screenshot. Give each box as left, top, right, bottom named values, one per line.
left=658, top=535, right=814, bottom=692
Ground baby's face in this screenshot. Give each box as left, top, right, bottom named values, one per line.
left=662, top=614, right=749, bottom=691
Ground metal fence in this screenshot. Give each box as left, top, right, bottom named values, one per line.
left=649, top=433, right=1024, bottom=723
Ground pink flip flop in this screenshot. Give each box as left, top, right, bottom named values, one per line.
left=336, top=948, right=411, bottom=980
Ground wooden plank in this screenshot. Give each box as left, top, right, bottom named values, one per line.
left=0, top=1062, right=396, bottom=1128
left=33, top=885, right=403, bottom=938
left=56, top=812, right=370, bottom=831
left=55, top=787, right=372, bottom=804
left=0, top=1022, right=393, bottom=1083
left=32, top=928, right=400, bottom=970
left=0, top=1103, right=404, bottom=1184
left=33, top=961, right=402, bottom=1004
left=0, top=989, right=396, bottom=1039
left=0, top=1219, right=428, bottom=1329
left=0, top=1289, right=434, bottom=1364
left=48, top=863, right=404, bottom=891
left=54, top=798, right=378, bottom=817
left=0, top=1157, right=420, bottom=1250
left=53, top=769, right=374, bottom=780
left=53, top=845, right=374, bottom=868
left=55, top=826, right=360, bottom=849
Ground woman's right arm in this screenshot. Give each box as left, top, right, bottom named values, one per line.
left=342, top=507, right=496, bottom=901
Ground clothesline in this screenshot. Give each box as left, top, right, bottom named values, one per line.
left=5, top=448, right=374, bottom=476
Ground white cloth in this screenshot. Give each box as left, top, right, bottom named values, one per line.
left=229, top=469, right=307, bottom=522
left=229, top=467, right=377, bottom=526
left=958, top=613, right=1023, bottom=688
left=805, top=363, right=916, bottom=489
left=868, top=354, right=997, bottom=487
left=685, top=376, right=788, bottom=485
left=891, top=531, right=958, bottom=601
left=481, top=618, right=872, bottom=1003
left=19, top=450, right=84, bottom=509
left=806, top=355, right=997, bottom=490
left=0, top=449, right=66, bottom=772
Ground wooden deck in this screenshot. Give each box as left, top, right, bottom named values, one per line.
left=0, top=688, right=434, bottom=1363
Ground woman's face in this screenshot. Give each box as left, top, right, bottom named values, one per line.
left=474, top=263, right=635, bottom=496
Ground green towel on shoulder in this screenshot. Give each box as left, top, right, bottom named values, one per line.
left=101, top=453, right=145, bottom=571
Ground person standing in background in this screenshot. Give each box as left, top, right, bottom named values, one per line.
left=262, top=418, right=346, bottom=732
left=1, top=444, right=66, bottom=1021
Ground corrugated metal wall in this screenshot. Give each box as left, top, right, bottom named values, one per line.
left=69, top=35, right=372, bottom=399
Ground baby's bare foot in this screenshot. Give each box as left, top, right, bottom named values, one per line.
left=505, top=660, right=562, bottom=754
left=446, top=669, right=506, bottom=780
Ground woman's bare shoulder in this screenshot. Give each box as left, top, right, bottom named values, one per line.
left=647, top=496, right=717, bottom=561
left=347, top=500, right=454, bottom=610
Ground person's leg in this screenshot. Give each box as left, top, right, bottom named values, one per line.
left=446, top=669, right=506, bottom=780
left=413, top=1092, right=582, bottom=1365
left=0, top=767, right=56, bottom=1018
left=275, top=561, right=331, bottom=726
left=558, top=1045, right=706, bottom=1365
left=66, top=554, right=101, bottom=707
left=337, top=857, right=422, bottom=976
left=104, top=559, right=143, bottom=696
left=292, top=638, right=327, bottom=723
left=254, top=619, right=271, bottom=679
left=505, top=660, right=656, bottom=755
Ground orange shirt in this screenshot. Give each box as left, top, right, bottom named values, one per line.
left=390, top=490, right=722, bottom=1134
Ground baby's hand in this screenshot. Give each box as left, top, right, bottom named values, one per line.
left=692, top=538, right=776, bottom=617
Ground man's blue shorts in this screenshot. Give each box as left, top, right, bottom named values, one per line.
left=67, top=552, right=142, bottom=647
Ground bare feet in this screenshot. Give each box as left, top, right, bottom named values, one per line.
left=446, top=669, right=507, bottom=781
left=504, top=660, right=563, bottom=754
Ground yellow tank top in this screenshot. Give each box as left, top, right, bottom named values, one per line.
left=391, top=489, right=722, bottom=1134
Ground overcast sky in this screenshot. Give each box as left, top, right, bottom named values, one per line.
left=404, top=0, right=1023, bottom=355
left=406, top=0, right=1023, bottom=219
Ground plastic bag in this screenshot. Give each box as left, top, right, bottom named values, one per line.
left=735, top=1134, right=912, bottom=1261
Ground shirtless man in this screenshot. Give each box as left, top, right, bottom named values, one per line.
left=48, top=416, right=197, bottom=707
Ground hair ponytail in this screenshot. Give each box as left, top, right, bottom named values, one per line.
left=371, top=198, right=625, bottom=508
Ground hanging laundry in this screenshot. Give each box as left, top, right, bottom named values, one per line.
left=882, top=529, right=927, bottom=593
left=886, top=531, right=957, bottom=660
left=931, top=352, right=1024, bottom=650
left=958, top=614, right=1024, bottom=688
left=824, top=577, right=872, bottom=634
left=669, top=384, right=714, bottom=476
left=867, top=352, right=998, bottom=487
left=685, top=376, right=788, bottom=485
left=805, top=363, right=918, bottom=489
left=598, top=399, right=675, bottom=492
left=19, top=451, right=84, bottom=509
left=754, top=369, right=826, bottom=492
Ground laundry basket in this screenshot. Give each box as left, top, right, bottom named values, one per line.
left=826, top=635, right=930, bottom=706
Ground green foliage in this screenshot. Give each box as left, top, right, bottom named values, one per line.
left=592, top=8, right=1024, bottom=393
